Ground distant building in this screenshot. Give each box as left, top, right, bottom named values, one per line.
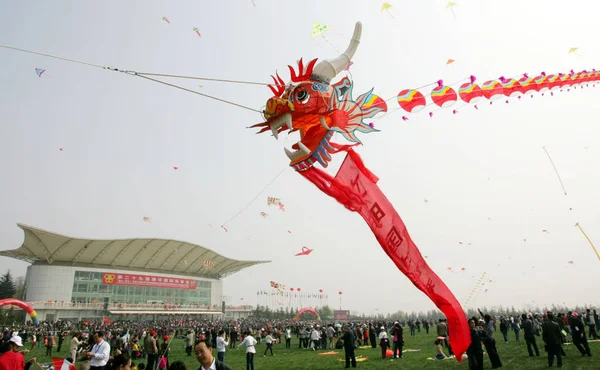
left=0, top=224, right=268, bottom=322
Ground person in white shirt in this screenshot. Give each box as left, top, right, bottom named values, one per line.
left=70, top=332, right=82, bottom=364
left=310, top=327, right=321, bottom=350
left=263, top=332, right=274, bottom=357
left=215, top=330, right=228, bottom=363
left=236, top=331, right=257, bottom=370
left=285, top=327, right=292, bottom=349
left=86, top=331, right=111, bottom=370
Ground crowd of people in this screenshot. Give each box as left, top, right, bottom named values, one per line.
left=0, top=308, right=596, bottom=370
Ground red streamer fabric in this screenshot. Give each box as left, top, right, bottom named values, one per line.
left=300, top=149, right=470, bottom=361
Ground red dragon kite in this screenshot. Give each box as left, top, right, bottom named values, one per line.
left=251, top=21, right=470, bottom=360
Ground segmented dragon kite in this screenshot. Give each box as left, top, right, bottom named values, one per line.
left=251, top=22, right=470, bottom=360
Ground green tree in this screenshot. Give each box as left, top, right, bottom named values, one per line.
left=0, top=271, right=16, bottom=299
left=14, top=277, right=25, bottom=300
left=318, top=305, right=333, bottom=320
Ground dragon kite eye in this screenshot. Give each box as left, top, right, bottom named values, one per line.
left=296, top=89, right=310, bottom=104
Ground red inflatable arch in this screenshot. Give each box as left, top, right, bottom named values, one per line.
left=293, top=307, right=320, bottom=321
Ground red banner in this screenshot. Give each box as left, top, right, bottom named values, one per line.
left=101, top=273, right=197, bottom=290
left=300, top=149, right=470, bottom=361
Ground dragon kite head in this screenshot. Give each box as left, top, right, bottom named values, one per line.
left=252, top=22, right=387, bottom=171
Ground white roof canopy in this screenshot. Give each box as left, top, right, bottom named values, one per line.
left=0, top=224, right=269, bottom=279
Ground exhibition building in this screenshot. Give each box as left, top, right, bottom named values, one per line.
left=0, top=224, right=269, bottom=322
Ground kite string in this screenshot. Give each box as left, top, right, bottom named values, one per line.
left=575, top=223, right=600, bottom=261
left=221, top=168, right=287, bottom=227
left=542, top=146, right=568, bottom=195
left=128, top=73, right=262, bottom=113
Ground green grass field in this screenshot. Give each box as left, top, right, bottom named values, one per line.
left=26, top=331, right=598, bottom=370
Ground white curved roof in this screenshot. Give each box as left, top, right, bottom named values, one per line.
left=0, top=224, right=269, bottom=279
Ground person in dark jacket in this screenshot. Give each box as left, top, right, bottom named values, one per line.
left=569, top=312, right=592, bottom=356
left=466, top=319, right=484, bottom=370
left=368, top=324, right=376, bottom=349
left=342, top=325, right=356, bottom=368
left=392, top=322, right=403, bottom=359
left=194, top=340, right=232, bottom=370
left=521, top=314, right=539, bottom=357
left=477, top=309, right=502, bottom=369
left=541, top=312, right=563, bottom=368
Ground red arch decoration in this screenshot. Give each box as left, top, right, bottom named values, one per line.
left=293, top=307, right=320, bottom=321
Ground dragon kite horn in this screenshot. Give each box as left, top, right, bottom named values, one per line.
left=310, top=21, right=362, bottom=84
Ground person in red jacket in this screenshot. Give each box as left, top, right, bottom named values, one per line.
left=0, top=336, right=35, bottom=370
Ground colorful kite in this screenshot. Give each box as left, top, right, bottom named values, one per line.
left=252, top=22, right=470, bottom=361
left=260, top=212, right=268, bottom=218
left=162, top=17, right=170, bottom=24
left=193, top=28, right=201, bottom=37
left=267, top=197, right=281, bottom=206
left=295, top=246, right=313, bottom=256
left=143, top=217, right=152, bottom=223
left=35, top=68, right=45, bottom=77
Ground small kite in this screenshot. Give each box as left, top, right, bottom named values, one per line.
left=260, top=212, right=268, bottom=218
left=568, top=47, right=580, bottom=55
left=446, top=1, right=457, bottom=19
left=35, top=68, right=45, bottom=78
left=143, top=217, right=152, bottom=223
left=542, top=229, right=549, bottom=234
left=424, top=199, right=429, bottom=204
left=59, top=148, right=63, bottom=151
left=381, top=3, right=394, bottom=18
left=267, top=197, right=281, bottom=206
left=162, top=17, right=170, bottom=24
left=221, top=225, right=228, bottom=232
left=295, top=246, right=313, bottom=256
left=311, top=23, right=330, bottom=38
left=173, top=166, right=179, bottom=170
left=460, top=267, right=466, bottom=272
left=446, top=59, right=455, bottom=65
left=447, top=267, right=455, bottom=273
left=193, top=28, right=201, bottom=37
left=567, top=260, right=574, bottom=264
left=278, top=202, right=286, bottom=212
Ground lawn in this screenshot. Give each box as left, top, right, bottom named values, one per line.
left=26, top=330, right=598, bottom=370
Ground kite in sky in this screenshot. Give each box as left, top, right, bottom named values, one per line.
left=446, top=1, right=457, bottom=19
left=278, top=202, right=285, bottom=212
left=446, top=59, right=455, bottom=65
left=260, top=212, right=268, bottom=218
left=35, top=68, right=45, bottom=77
left=173, top=166, right=179, bottom=170
left=143, top=217, right=151, bottom=223
left=59, top=148, right=63, bottom=151
left=568, top=47, right=580, bottom=55
left=162, top=17, right=170, bottom=24
left=381, top=2, right=394, bottom=18
left=575, top=222, right=600, bottom=261
left=295, top=246, right=313, bottom=256
left=252, top=22, right=470, bottom=361
left=193, top=28, right=201, bottom=37
left=267, top=196, right=281, bottom=206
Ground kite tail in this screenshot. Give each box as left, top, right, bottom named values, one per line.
left=300, top=149, right=471, bottom=362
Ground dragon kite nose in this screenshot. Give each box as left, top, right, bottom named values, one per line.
left=264, top=98, right=294, bottom=120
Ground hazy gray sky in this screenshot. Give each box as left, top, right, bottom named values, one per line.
left=1, top=0, right=599, bottom=315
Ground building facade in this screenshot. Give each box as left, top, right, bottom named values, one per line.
left=0, top=224, right=268, bottom=322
